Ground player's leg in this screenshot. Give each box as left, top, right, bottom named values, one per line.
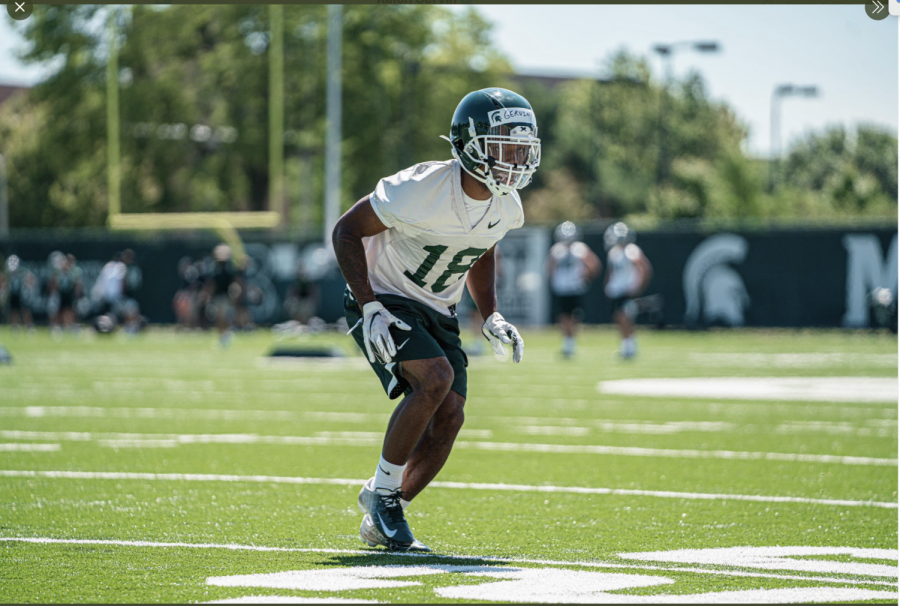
left=379, top=356, right=454, bottom=466
left=614, top=304, right=637, bottom=358
left=400, top=389, right=465, bottom=501
left=345, top=292, right=450, bottom=550
left=394, top=307, right=468, bottom=502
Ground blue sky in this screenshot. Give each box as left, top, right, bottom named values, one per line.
left=1, top=5, right=896, bottom=158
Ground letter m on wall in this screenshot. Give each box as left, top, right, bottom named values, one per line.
left=842, top=234, right=898, bottom=327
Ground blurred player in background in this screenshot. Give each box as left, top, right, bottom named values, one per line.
left=173, top=257, right=203, bottom=329
left=547, top=221, right=602, bottom=358
left=2, top=255, right=37, bottom=330
left=283, top=260, right=320, bottom=325
left=603, top=222, right=653, bottom=359
left=45, top=251, right=65, bottom=333
left=200, top=244, right=241, bottom=346
left=55, top=254, right=84, bottom=332
left=120, top=249, right=144, bottom=334
left=91, top=252, right=126, bottom=333
left=333, top=87, right=536, bottom=552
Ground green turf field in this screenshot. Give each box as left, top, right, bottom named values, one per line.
left=0, top=326, right=896, bottom=603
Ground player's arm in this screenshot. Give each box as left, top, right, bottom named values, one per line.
left=635, top=249, right=653, bottom=293
left=546, top=250, right=557, bottom=278
left=332, top=195, right=388, bottom=308
left=333, top=195, right=410, bottom=364
left=467, top=246, right=525, bottom=363
left=584, top=248, right=603, bottom=282
left=466, top=245, right=498, bottom=321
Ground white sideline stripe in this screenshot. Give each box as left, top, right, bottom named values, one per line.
left=598, top=377, right=899, bottom=403
left=0, top=443, right=60, bottom=452
left=1, top=430, right=893, bottom=466
left=0, top=470, right=894, bottom=509
left=1, top=538, right=895, bottom=588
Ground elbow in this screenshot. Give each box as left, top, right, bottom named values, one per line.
left=332, top=218, right=349, bottom=253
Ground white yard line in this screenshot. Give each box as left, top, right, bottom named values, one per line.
left=598, top=377, right=899, bottom=403
left=688, top=353, right=898, bottom=368
left=0, top=538, right=894, bottom=588
left=455, top=441, right=897, bottom=467
left=0, top=443, right=60, bottom=452
left=1, top=407, right=894, bottom=438
left=0, top=470, right=894, bottom=509
left=1, top=429, right=893, bottom=466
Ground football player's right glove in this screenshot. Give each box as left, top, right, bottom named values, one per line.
left=482, top=312, right=524, bottom=363
left=362, top=301, right=411, bottom=364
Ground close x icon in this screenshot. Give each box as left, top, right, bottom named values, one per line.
left=7, top=1, right=33, bottom=20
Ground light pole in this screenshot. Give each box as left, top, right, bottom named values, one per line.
left=0, top=153, right=8, bottom=241
left=769, top=84, right=818, bottom=191
left=652, top=41, right=720, bottom=188
left=324, top=4, right=342, bottom=252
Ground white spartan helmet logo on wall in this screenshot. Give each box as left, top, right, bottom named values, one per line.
left=683, top=234, right=750, bottom=326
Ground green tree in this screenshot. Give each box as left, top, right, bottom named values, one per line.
left=0, top=5, right=511, bottom=228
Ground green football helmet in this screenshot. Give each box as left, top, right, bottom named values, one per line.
left=442, top=87, right=541, bottom=196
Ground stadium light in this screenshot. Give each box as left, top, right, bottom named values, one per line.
left=769, top=83, right=820, bottom=190
left=652, top=40, right=721, bottom=188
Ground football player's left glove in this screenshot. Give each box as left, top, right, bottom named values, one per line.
left=482, top=312, right=524, bottom=363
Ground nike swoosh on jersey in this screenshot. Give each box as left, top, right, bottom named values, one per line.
left=396, top=338, right=410, bottom=350
left=377, top=512, right=398, bottom=538
left=488, top=220, right=501, bottom=229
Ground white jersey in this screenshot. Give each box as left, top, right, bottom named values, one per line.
left=605, top=243, right=643, bottom=299
left=549, top=241, right=592, bottom=296
left=366, top=160, right=525, bottom=316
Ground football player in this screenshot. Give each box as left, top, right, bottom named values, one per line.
left=333, top=88, right=539, bottom=552
left=3, top=255, right=37, bottom=330
left=547, top=221, right=602, bottom=358
left=603, top=222, right=653, bottom=359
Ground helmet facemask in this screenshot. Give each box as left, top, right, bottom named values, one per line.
left=451, top=116, right=541, bottom=197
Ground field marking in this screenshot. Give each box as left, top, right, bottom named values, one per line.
left=688, top=353, right=898, bottom=369
left=207, top=598, right=375, bottom=604
left=776, top=421, right=897, bottom=438
left=457, top=441, right=897, bottom=467
left=2, top=406, right=894, bottom=438
left=620, top=547, right=898, bottom=578
left=2, top=538, right=895, bottom=588
left=0, top=443, right=60, bottom=452
left=1, top=429, right=893, bottom=466
left=598, top=377, right=898, bottom=403
left=0, top=470, right=895, bottom=509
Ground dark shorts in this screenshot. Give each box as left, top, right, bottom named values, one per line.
left=552, top=293, right=584, bottom=317
left=611, top=297, right=635, bottom=315
left=9, top=293, right=22, bottom=311
left=59, top=291, right=75, bottom=309
left=344, top=288, right=468, bottom=400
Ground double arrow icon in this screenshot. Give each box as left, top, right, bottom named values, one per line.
left=873, top=0, right=884, bottom=13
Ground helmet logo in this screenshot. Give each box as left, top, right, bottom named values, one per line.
left=488, top=108, right=536, bottom=127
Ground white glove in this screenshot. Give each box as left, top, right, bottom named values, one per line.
left=482, top=312, right=524, bottom=363
left=362, top=301, right=411, bottom=364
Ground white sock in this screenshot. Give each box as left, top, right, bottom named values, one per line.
left=562, top=336, right=575, bottom=355
left=400, top=499, right=411, bottom=510
left=622, top=337, right=636, bottom=356
left=373, top=455, right=405, bottom=493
